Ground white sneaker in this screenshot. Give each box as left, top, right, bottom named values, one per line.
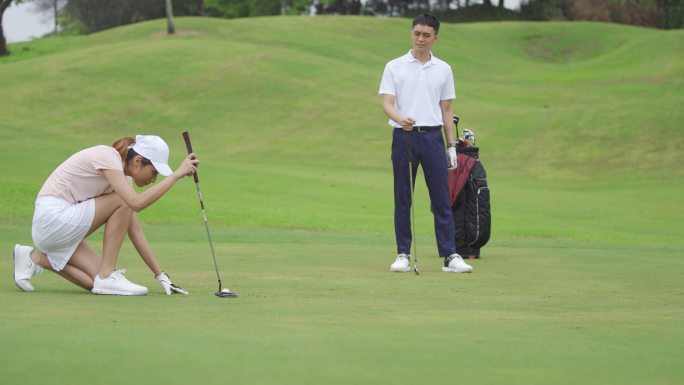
left=91, top=269, right=148, bottom=296
left=13, top=244, right=41, bottom=292
left=390, top=253, right=411, bottom=272
left=442, top=253, right=473, bottom=273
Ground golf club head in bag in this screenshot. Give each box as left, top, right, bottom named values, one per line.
left=463, top=129, right=476, bottom=146
left=453, top=115, right=466, bottom=145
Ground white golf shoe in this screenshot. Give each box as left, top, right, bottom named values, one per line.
left=91, top=269, right=148, bottom=296
left=390, top=253, right=411, bottom=272
left=13, top=244, right=41, bottom=292
left=442, top=253, right=473, bottom=273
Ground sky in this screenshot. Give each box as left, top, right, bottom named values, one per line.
left=4, top=2, right=55, bottom=43
left=4, top=0, right=524, bottom=44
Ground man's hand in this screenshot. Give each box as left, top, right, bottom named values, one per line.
left=155, top=272, right=189, bottom=295
left=447, top=146, right=457, bottom=170
left=399, top=117, right=416, bottom=131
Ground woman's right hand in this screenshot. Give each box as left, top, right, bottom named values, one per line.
left=175, top=153, right=199, bottom=178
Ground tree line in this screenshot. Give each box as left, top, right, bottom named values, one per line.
left=2, top=0, right=683, bottom=56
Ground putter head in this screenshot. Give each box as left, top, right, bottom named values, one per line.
left=413, top=265, right=420, bottom=275
left=215, top=288, right=238, bottom=298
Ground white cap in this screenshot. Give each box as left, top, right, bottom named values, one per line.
left=131, top=135, right=173, bottom=176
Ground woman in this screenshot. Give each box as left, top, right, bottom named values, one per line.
left=13, top=135, right=198, bottom=296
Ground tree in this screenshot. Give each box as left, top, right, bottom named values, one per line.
left=1, top=0, right=20, bottom=56
left=166, top=0, right=175, bottom=34
left=30, top=0, right=68, bottom=35
left=657, top=0, right=684, bottom=28
left=520, top=0, right=565, bottom=20
left=195, top=0, right=204, bottom=15
left=58, top=0, right=202, bottom=35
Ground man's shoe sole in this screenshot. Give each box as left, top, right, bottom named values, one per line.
left=390, top=267, right=411, bottom=272
left=442, top=267, right=473, bottom=273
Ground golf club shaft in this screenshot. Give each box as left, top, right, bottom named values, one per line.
left=182, top=131, right=224, bottom=291
left=198, top=185, right=223, bottom=289
left=405, top=131, right=418, bottom=274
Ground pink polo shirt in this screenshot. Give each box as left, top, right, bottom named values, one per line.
left=37, top=145, right=124, bottom=204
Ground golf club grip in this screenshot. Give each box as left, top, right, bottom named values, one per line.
left=181, top=131, right=199, bottom=183
left=453, top=115, right=460, bottom=138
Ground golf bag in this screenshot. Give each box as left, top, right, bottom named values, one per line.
left=447, top=145, right=491, bottom=259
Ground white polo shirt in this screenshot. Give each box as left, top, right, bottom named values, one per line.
left=378, top=50, right=456, bottom=128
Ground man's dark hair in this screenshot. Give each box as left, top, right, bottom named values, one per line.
left=412, top=13, right=440, bottom=34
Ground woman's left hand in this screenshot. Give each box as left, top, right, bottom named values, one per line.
left=155, top=272, right=190, bottom=295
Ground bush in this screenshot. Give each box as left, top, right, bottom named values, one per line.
left=427, top=5, right=524, bottom=23
left=520, top=0, right=682, bottom=28
left=520, top=0, right=566, bottom=20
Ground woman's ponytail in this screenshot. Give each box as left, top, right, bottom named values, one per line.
left=112, top=136, right=135, bottom=161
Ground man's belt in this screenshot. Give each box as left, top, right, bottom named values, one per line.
left=412, top=125, right=442, bottom=132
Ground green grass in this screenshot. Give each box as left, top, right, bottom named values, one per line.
left=1, top=16, right=683, bottom=385
left=2, top=231, right=682, bottom=385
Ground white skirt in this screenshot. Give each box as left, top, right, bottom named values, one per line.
left=32, top=196, right=95, bottom=271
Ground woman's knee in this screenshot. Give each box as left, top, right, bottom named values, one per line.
left=89, top=193, right=133, bottom=234
left=114, top=200, right=134, bottom=216
left=95, top=192, right=127, bottom=214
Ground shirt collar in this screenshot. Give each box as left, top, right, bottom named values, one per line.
left=404, top=50, right=436, bottom=66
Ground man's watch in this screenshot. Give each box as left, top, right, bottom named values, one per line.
left=447, top=142, right=457, bottom=148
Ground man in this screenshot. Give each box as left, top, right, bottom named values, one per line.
left=378, top=14, right=473, bottom=273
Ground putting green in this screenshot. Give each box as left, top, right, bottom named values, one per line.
left=1, top=228, right=682, bottom=385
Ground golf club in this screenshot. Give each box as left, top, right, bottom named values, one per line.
left=405, top=131, right=420, bottom=275
left=182, top=131, right=238, bottom=298
left=463, top=129, right=476, bottom=146
left=453, top=115, right=460, bottom=139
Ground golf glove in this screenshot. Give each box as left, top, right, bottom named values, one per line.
left=447, top=146, right=457, bottom=170
left=155, top=272, right=189, bottom=295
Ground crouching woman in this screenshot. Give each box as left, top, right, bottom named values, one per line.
left=13, top=135, right=198, bottom=296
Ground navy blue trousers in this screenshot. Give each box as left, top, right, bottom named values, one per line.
left=391, top=128, right=456, bottom=257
